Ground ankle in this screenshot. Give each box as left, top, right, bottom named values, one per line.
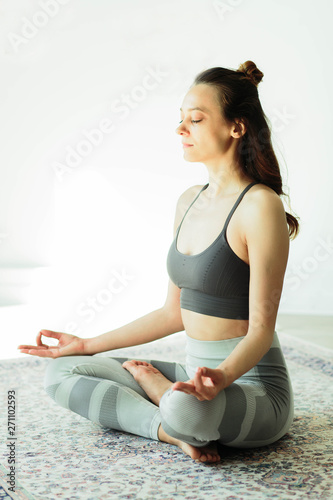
left=158, top=424, right=179, bottom=446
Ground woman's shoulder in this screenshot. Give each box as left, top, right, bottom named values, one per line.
left=242, top=182, right=288, bottom=233
left=246, top=182, right=284, bottom=210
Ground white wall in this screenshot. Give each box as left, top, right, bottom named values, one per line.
left=1, top=0, right=332, bottom=356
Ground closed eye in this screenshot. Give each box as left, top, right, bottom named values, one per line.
left=179, top=120, right=202, bottom=124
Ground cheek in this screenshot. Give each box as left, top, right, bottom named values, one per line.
left=212, top=127, right=230, bottom=149
left=203, top=129, right=225, bottom=151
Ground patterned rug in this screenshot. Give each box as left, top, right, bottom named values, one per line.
left=0, top=332, right=332, bottom=500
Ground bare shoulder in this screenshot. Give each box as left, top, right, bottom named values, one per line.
left=244, top=183, right=286, bottom=216
left=241, top=183, right=288, bottom=237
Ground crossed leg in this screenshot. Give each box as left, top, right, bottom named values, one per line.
left=44, top=355, right=220, bottom=463
left=123, top=360, right=221, bottom=463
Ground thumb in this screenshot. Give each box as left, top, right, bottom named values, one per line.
left=201, top=367, right=221, bottom=380
left=200, top=367, right=213, bottom=375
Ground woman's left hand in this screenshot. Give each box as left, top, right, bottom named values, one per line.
left=172, top=367, right=227, bottom=401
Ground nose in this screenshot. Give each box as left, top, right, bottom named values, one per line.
left=175, top=122, right=188, bottom=136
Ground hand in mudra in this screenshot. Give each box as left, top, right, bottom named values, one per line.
left=18, top=330, right=85, bottom=358
left=172, top=366, right=226, bottom=401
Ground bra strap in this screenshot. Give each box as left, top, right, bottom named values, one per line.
left=222, top=182, right=259, bottom=234
left=177, top=183, right=209, bottom=232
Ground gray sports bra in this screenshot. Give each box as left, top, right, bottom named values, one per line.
left=166, top=182, right=258, bottom=319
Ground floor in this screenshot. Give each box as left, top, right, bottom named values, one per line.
left=276, top=313, right=333, bottom=350
left=1, top=326, right=332, bottom=500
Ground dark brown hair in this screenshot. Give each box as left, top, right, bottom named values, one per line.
left=192, top=60, right=299, bottom=239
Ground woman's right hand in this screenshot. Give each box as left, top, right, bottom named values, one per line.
left=18, top=330, right=86, bottom=358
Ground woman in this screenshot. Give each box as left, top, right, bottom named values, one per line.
left=18, top=61, right=299, bottom=463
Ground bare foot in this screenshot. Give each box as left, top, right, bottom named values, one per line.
left=122, top=360, right=173, bottom=406
left=123, top=361, right=220, bottom=463
left=158, top=425, right=221, bottom=463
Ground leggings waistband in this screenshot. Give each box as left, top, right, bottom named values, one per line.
left=185, top=331, right=280, bottom=376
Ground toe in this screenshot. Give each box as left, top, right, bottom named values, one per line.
left=135, top=361, right=149, bottom=366
left=122, top=361, right=137, bottom=373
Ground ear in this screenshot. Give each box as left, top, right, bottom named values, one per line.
left=231, top=119, right=247, bottom=138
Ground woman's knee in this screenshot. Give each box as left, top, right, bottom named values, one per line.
left=43, top=355, right=149, bottom=400
left=43, top=355, right=88, bottom=393
left=159, top=388, right=223, bottom=444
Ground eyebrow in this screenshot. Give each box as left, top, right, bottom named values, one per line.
left=180, top=107, right=209, bottom=113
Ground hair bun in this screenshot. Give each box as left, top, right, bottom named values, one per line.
left=237, top=60, right=264, bottom=87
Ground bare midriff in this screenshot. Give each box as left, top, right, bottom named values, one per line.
left=181, top=308, right=249, bottom=341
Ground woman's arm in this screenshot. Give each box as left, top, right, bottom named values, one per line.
left=218, top=188, right=289, bottom=384
left=173, top=188, right=290, bottom=399
left=19, top=280, right=184, bottom=357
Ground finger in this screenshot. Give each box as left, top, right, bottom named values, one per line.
left=172, top=382, right=190, bottom=392
left=172, top=383, right=206, bottom=401
left=194, top=368, right=209, bottom=398
left=36, top=329, right=61, bottom=346
left=194, top=367, right=205, bottom=392
left=200, top=367, right=216, bottom=380
left=18, top=348, right=58, bottom=358
left=203, top=367, right=223, bottom=382
left=172, top=382, right=196, bottom=395
left=36, top=331, right=45, bottom=346
left=172, top=380, right=194, bottom=389
left=18, top=345, right=49, bottom=350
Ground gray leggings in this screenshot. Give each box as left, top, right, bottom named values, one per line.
left=44, top=332, right=294, bottom=448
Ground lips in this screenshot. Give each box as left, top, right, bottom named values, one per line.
left=182, top=143, right=193, bottom=147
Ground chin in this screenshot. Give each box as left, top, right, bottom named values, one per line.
left=183, top=150, right=202, bottom=162
left=185, top=156, right=205, bottom=164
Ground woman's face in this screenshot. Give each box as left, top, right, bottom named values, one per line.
left=176, top=83, right=241, bottom=165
